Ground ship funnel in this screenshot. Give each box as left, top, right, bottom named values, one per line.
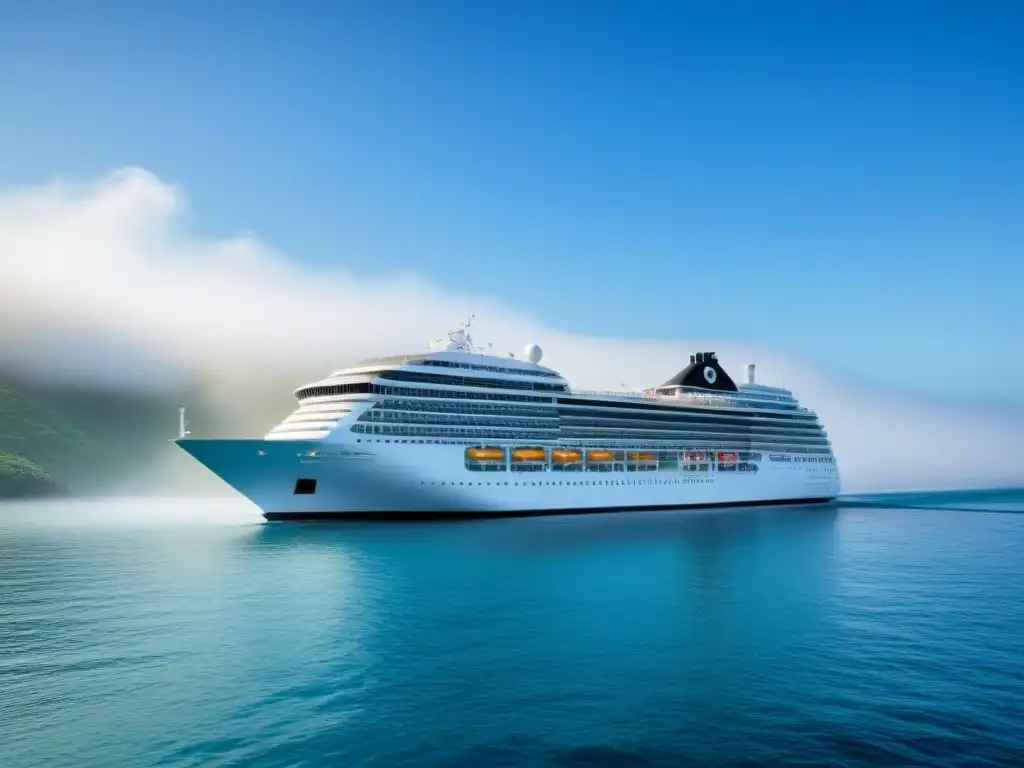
left=745, top=364, right=756, bottom=384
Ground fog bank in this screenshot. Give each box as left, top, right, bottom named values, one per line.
left=2, top=168, right=1021, bottom=494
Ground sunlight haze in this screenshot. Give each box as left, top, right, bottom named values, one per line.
left=1, top=168, right=1021, bottom=494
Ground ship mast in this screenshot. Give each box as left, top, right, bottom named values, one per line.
left=430, top=314, right=485, bottom=353
left=177, top=406, right=192, bottom=440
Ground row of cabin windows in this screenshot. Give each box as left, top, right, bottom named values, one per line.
left=298, top=382, right=372, bottom=398
left=675, top=384, right=792, bottom=401
left=561, top=431, right=828, bottom=446
left=294, top=385, right=815, bottom=428
left=352, top=435, right=832, bottom=455
left=734, top=392, right=793, bottom=403
left=375, top=400, right=560, bottom=418
left=368, top=400, right=821, bottom=431
left=561, top=429, right=829, bottom=447
left=417, top=477, right=727, bottom=488
left=360, top=411, right=559, bottom=429
left=419, top=359, right=562, bottom=378
left=350, top=422, right=829, bottom=448
left=681, top=399, right=804, bottom=415
left=350, top=423, right=556, bottom=440
left=378, top=385, right=549, bottom=403
left=278, top=412, right=350, bottom=425
left=378, top=369, right=567, bottom=392
left=361, top=409, right=825, bottom=443
left=371, top=399, right=814, bottom=431
left=672, top=388, right=797, bottom=408
left=557, top=397, right=818, bottom=422
left=558, top=413, right=824, bottom=434
left=295, top=382, right=811, bottom=423
left=736, top=401, right=800, bottom=412
left=660, top=392, right=801, bottom=412
left=369, top=401, right=819, bottom=433
left=299, top=384, right=552, bottom=404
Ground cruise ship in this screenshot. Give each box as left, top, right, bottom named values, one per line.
left=176, top=318, right=840, bottom=520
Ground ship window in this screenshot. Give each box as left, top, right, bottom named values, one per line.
left=294, top=478, right=317, bottom=495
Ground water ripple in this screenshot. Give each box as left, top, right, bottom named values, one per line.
left=1, top=491, right=1023, bottom=767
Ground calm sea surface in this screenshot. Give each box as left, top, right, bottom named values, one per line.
left=2, top=490, right=1023, bottom=767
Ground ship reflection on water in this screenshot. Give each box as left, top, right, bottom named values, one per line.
left=243, top=500, right=840, bottom=558
left=241, top=502, right=841, bottom=653
left=234, top=501, right=844, bottom=754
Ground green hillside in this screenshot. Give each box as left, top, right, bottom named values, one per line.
left=0, top=451, right=61, bottom=498
left=0, top=376, right=192, bottom=498
left=0, top=382, right=88, bottom=497
left=0, top=368, right=293, bottom=498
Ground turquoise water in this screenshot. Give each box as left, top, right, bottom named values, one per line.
left=2, top=490, right=1023, bottom=767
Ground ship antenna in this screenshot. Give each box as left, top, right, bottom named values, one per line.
left=177, top=406, right=192, bottom=440
left=431, top=314, right=483, bottom=353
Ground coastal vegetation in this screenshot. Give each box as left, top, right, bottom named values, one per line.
left=0, top=451, right=62, bottom=497
left=0, top=378, right=180, bottom=498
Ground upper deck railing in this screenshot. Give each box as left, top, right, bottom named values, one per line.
left=569, top=388, right=808, bottom=413
left=572, top=389, right=646, bottom=399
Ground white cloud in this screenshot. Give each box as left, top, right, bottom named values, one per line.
left=1, top=167, right=1021, bottom=494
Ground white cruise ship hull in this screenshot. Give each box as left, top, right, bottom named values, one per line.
left=176, top=438, right=839, bottom=520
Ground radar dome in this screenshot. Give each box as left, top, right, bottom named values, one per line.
left=524, top=343, right=543, bottom=364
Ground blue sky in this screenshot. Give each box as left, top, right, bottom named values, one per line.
left=1, top=1, right=1022, bottom=403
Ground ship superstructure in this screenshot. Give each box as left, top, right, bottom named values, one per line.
left=177, top=318, right=839, bottom=519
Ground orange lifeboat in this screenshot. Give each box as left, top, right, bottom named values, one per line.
left=511, top=447, right=547, bottom=462
left=717, top=452, right=738, bottom=463
left=627, top=451, right=656, bottom=462
left=586, top=449, right=614, bottom=463
left=466, top=447, right=505, bottom=462
left=551, top=449, right=582, bottom=464
left=683, top=451, right=706, bottom=462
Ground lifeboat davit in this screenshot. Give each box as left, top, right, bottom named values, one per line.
left=551, top=449, right=582, bottom=464
left=586, top=449, right=614, bottom=463
left=466, top=447, right=505, bottom=462
left=627, top=451, right=656, bottom=462
left=511, top=447, right=547, bottom=462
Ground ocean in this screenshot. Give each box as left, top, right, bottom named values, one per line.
left=2, top=489, right=1023, bottom=767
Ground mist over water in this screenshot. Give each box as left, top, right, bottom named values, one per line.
left=2, top=490, right=1023, bottom=767
left=0, top=496, right=262, bottom=529
left=2, top=168, right=1022, bottom=494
